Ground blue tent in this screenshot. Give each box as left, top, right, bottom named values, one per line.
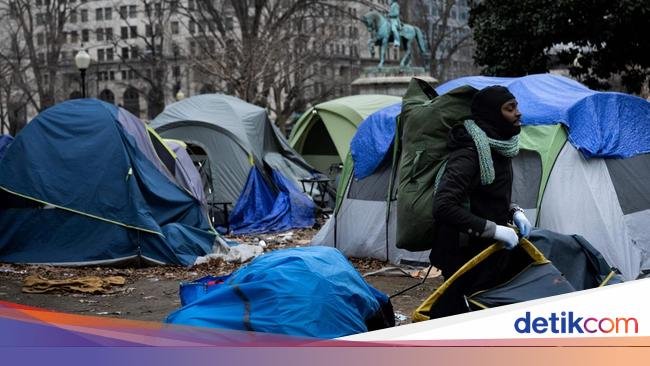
left=350, top=74, right=650, bottom=179
left=166, top=246, right=391, bottom=338
left=0, top=99, right=215, bottom=266
left=0, top=134, right=13, bottom=160
left=436, top=74, right=650, bottom=159
left=151, top=94, right=317, bottom=235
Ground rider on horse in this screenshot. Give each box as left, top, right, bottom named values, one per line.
left=388, top=0, right=401, bottom=47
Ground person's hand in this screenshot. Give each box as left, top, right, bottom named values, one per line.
left=494, top=225, right=519, bottom=250
left=513, top=211, right=532, bottom=238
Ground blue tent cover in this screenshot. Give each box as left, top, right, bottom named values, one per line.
left=0, top=99, right=214, bottom=266
left=166, top=246, right=389, bottom=338
left=436, top=74, right=650, bottom=159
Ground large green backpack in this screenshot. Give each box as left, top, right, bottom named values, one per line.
left=395, top=78, right=477, bottom=252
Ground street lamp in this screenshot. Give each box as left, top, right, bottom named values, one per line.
left=74, top=48, right=91, bottom=98
left=175, top=90, right=185, bottom=101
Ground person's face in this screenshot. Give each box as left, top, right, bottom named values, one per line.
left=500, top=99, right=522, bottom=127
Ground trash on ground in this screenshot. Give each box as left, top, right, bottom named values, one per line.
left=22, top=275, right=126, bottom=294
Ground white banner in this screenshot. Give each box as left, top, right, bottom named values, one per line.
left=344, top=278, right=649, bottom=340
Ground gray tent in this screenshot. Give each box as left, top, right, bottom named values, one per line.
left=311, top=123, right=553, bottom=266
left=150, top=94, right=316, bottom=226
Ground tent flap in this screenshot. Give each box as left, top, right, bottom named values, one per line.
left=227, top=167, right=315, bottom=235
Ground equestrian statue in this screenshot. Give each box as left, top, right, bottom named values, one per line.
left=362, top=2, right=428, bottom=68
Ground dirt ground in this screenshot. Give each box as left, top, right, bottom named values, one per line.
left=0, top=226, right=442, bottom=328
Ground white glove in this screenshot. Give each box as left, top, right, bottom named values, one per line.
left=513, top=211, right=532, bottom=238
left=494, top=225, right=519, bottom=250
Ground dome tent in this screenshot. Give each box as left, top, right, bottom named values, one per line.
left=0, top=99, right=215, bottom=266
left=313, top=74, right=650, bottom=280
left=288, top=94, right=400, bottom=174
left=151, top=94, right=317, bottom=235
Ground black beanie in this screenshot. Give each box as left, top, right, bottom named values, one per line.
left=470, top=85, right=520, bottom=139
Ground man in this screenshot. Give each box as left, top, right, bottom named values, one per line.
left=429, top=85, right=533, bottom=318
left=388, top=0, right=401, bottom=47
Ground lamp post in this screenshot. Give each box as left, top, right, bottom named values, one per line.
left=175, top=90, right=185, bottom=101
left=74, top=48, right=91, bottom=98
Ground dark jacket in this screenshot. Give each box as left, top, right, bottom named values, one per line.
left=429, top=124, right=514, bottom=272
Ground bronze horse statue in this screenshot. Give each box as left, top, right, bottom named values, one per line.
left=362, top=10, right=428, bottom=68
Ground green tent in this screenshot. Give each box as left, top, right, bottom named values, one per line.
left=288, top=95, right=400, bottom=173
left=312, top=120, right=567, bottom=265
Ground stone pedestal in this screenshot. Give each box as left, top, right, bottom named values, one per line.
left=351, top=67, right=438, bottom=97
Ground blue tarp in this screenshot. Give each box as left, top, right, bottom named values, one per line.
left=166, top=246, right=388, bottom=338
left=0, top=99, right=215, bottom=266
left=227, top=167, right=315, bottom=235
left=436, top=74, right=650, bottom=159
left=0, top=134, right=13, bottom=160
left=350, top=103, right=401, bottom=180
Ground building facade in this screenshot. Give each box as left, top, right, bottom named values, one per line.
left=2, top=0, right=460, bottom=128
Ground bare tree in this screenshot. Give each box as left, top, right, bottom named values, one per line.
left=110, top=0, right=180, bottom=119
left=178, top=0, right=360, bottom=133
left=0, top=0, right=78, bottom=112
left=0, top=56, right=12, bottom=134
left=407, top=0, right=475, bottom=81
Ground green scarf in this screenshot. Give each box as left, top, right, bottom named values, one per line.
left=434, top=120, right=519, bottom=193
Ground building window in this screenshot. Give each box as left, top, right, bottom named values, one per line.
left=81, top=9, right=88, bottom=22
left=130, top=26, right=137, bottom=38
left=36, top=33, right=44, bottom=46
left=130, top=46, right=139, bottom=59
left=106, top=48, right=114, bottom=61
left=70, top=31, right=79, bottom=43
left=96, top=7, right=111, bottom=21
left=97, top=48, right=105, bottom=61
left=70, top=10, right=77, bottom=23
left=154, top=3, right=161, bottom=17
left=188, top=0, right=194, bottom=11
left=122, top=47, right=129, bottom=59
left=122, top=70, right=137, bottom=81
left=105, top=28, right=113, bottom=41
left=121, top=26, right=128, bottom=39
left=119, top=5, right=127, bottom=19
left=82, top=29, right=89, bottom=42
left=129, top=5, right=137, bottom=18
left=96, top=28, right=104, bottom=41
left=145, top=25, right=152, bottom=37
left=171, top=21, right=179, bottom=34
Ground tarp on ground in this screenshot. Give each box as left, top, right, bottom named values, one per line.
left=166, top=246, right=391, bottom=338
left=436, top=73, right=650, bottom=159
left=0, top=99, right=214, bottom=266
